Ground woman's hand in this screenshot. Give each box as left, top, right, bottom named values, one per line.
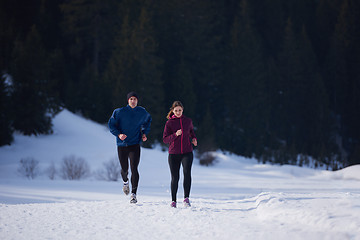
left=142, top=134, right=147, bottom=142
left=192, top=138, right=197, bottom=146
left=176, top=129, right=182, bottom=136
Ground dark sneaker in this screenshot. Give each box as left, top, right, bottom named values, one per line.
left=130, top=193, right=137, bottom=204
left=170, top=201, right=176, bottom=208
left=183, top=198, right=191, bottom=207
left=123, top=181, right=130, bottom=195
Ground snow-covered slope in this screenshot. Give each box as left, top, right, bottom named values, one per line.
left=0, top=109, right=359, bottom=240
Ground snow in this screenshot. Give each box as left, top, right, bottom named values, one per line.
left=2, top=73, right=13, bottom=96
left=0, top=109, right=360, bottom=240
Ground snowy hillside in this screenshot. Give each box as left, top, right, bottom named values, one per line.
left=0, top=109, right=360, bottom=240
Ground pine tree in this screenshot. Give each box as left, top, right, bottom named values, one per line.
left=277, top=18, right=333, bottom=160
left=315, top=0, right=344, bottom=65
left=172, top=56, right=196, bottom=118
left=255, top=0, right=285, bottom=57
left=0, top=0, right=13, bottom=73
left=60, top=0, right=119, bottom=119
left=10, top=25, right=59, bottom=135
left=225, top=0, right=268, bottom=156
left=103, top=13, right=134, bottom=109
left=276, top=18, right=302, bottom=154
left=325, top=0, right=360, bottom=165
left=197, top=105, right=216, bottom=154
left=156, top=0, right=227, bottom=120
left=184, top=1, right=226, bottom=124
left=103, top=3, right=165, bottom=144
left=299, top=25, right=333, bottom=159
left=131, top=4, right=165, bottom=144
left=0, top=75, right=13, bottom=145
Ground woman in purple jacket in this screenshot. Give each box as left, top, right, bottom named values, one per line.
left=163, top=101, right=197, bottom=208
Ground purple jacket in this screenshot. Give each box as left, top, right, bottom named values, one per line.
left=163, top=115, right=197, bottom=154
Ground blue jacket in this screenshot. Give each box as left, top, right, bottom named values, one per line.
left=108, top=105, right=152, bottom=147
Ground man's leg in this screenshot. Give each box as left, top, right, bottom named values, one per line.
left=117, top=146, right=129, bottom=182
left=128, top=144, right=141, bottom=194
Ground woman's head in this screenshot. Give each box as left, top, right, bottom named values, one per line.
left=167, top=101, right=184, bottom=119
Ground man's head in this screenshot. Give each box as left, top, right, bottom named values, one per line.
left=127, top=91, right=138, bottom=108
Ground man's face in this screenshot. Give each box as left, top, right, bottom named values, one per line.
left=128, top=96, right=138, bottom=108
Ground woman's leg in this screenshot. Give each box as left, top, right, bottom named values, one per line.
left=182, top=152, right=193, bottom=199
left=168, top=154, right=182, bottom=202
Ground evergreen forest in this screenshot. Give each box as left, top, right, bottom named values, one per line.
left=1, top=0, right=360, bottom=169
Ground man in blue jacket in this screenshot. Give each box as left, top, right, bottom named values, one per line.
left=108, top=92, right=152, bottom=204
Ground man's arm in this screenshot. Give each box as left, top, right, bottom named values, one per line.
left=108, top=110, right=121, bottom=137
left=142, top=112, right=152, bottom=135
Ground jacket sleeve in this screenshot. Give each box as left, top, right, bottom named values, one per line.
left=108, top=110, right=121, bottom=137
left=142, top=111, right=152, bottom=135
left=190, top=120, right=196, bottom=140
left=163, top=121, right=177, bottom=144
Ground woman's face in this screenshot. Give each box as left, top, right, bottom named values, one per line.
left=173, top=106, right=183, bottom=118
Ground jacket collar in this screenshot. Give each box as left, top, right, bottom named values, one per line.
left=126, top=105, right=137, bottom=110
left=170, top=114, right=184, bottom=120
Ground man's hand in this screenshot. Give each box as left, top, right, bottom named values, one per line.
left=119, top=134, right=127, bottom=141
left=142, top=134, right=147, bottom=142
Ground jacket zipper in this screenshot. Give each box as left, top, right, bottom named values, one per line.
left=180, top=117, right=183, bottom=154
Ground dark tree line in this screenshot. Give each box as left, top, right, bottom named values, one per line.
left=1, top=0, right=360, bottom=169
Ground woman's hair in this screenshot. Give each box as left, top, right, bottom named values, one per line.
left=166, top=101, right=184, bottom=119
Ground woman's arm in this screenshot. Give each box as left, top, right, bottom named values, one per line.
left=163, top=122, right=178, bottom=144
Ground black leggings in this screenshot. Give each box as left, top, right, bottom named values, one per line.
left=117, top=144, right=140, bottom=194
left=168, top=152, right=193, bottom=202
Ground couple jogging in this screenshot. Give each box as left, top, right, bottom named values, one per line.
left=108, top=92, right=197, bottom=207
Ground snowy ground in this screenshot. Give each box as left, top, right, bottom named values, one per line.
left=1, top=109, right=360, bottom=240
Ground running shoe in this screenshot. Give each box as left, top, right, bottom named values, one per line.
left=123, top=181, right=130, bottom=195
left=170, top=201, right=176, bottom=208
left=130, top=193, right=137, bottom=204
left=183, top=197, right=191, bottom=207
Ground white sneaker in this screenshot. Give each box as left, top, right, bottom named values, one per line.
left=130, top=193, right=137, bottom=204
left=123, top=181, right=130, bottom=195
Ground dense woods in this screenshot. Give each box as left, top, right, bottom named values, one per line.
left=1, top=0, right=359, bottom=169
